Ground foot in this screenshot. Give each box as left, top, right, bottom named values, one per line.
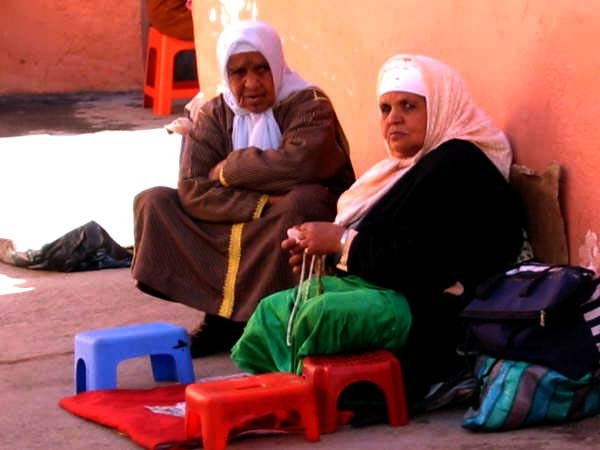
left=413, top=368, right=478, bottom=413
left=189, top=314, right=245, bottom=358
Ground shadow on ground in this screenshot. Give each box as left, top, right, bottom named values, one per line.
left=0, top=91, right=186, bottom=137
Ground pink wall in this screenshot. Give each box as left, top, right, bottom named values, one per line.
left=2, top=1, right=597, bottom=266
left=0, top=0, right=144, bottom=94
left=192, top=0, right=600, bottom=267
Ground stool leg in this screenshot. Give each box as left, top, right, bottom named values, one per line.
left=154, top=35, right=174, bottom=115
left=143, top=47, right=156, bottom=108
left=75, top=358, right=87, bottom=393
left=201, top=411, right=229, bottom=450
left=87, top=357, right=117, bottom=391
left=383, top=387, right=403, bottom=426
left=388, top=360, right=409, bottom=425
left=299, top=402, right=321, bottom=442
left=150, top=354, right=176, bottom=381
left=173, top=352, right=196, bottom=384
left=320, top=386, right=341, bottom=434
left=388, top=379, right=409, bottom=426
left=185, top=410, right=202, bottom=439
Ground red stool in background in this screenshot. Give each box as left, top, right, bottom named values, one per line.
left=143, top=26, right=199, bottom=115
left=302, top=349, right=409, bottom=433
left=185, top=372, right=320, bottom=450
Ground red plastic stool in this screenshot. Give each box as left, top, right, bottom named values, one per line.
left=185, top=372, right=320, bottom=450
left=302, top=349, right=409, bottom=433
left=143, top=26, right=199, bottom=115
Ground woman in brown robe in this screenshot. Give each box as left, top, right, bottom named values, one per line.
left=147, top=0, right=193, bottom=41
left=132, top=20, right=355, bottom=356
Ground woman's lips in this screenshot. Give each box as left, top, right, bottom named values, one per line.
left=389, top=130, right=408, bottom=138
left=245, top=94, right=265, bottom=101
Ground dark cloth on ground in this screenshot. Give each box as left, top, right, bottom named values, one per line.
left=0, top=221, right=132, bottom=272
left=132, top=88, right=355, bottom=322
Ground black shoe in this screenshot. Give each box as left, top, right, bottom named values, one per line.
left=189, top=314, right=245, bottom=358
left=413, top=368, right=479, bottom=413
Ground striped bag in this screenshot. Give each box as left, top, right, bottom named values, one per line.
left=462, top=355, right=600, bottom=431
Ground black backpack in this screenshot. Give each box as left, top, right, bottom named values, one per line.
left=461, top=262, right=600, bottom=379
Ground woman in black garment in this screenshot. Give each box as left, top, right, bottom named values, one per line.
left=231, top=54, right=524, bottom=409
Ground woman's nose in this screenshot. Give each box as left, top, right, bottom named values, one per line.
left=244, top=73, right=261, bottom=89
left=388, top=107, right=405, bottom=123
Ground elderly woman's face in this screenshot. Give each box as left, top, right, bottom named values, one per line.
left=379, top=91, right=427, bottom=158
left=226, top=51, right=276, bottom=113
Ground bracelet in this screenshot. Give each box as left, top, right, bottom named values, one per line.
left=336, top=228, right=357, bottom=272
left=218, top=165, right=229, bottom=187
left=339, top=228, right=350, bottom=252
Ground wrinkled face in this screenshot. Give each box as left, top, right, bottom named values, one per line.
left=379, top=91, right=427, bottom=158
left=226, top=51, right=276, bottom=113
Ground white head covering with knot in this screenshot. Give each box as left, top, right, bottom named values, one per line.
left=335, top=54, right=512, bottom=227
left=217, top=20, right=311, bottom=150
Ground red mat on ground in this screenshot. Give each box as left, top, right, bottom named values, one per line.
left=59, top=384, right=196, bottom=449
left=59, top=382, right=337, bottom=449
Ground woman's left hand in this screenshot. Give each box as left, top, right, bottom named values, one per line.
left=296, top=222, right=345, bottom=255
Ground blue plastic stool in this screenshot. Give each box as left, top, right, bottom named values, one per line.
left=74, top=322, right=195, bottom=393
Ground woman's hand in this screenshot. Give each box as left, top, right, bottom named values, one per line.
left=282, top=222, right=345, bottom=272
left=164, top=117, right=193, bottom=135
left=185, top=92, right=206, bottom=122
left=281, top=230, right=305, bottom=273
left=298, top=222, right=345, bottom=254
left=208, top=160, right=225, bottom=181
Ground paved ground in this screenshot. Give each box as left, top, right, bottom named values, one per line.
left=1, top=91, right=600, bottom=449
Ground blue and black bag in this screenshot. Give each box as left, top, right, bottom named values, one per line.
left=461, top=262, right=600, bottom=379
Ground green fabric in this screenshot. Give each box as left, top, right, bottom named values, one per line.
left=463, top=356, right=600, bottom=431
left=231, top=275, right=412, bottom=374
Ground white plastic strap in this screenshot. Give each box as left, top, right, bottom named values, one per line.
left=286, top=251, right=319, bottom=347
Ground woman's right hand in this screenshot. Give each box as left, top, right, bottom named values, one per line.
left=282, top=223, right=345, bottom=272
left=297, top=222, right=345, bottom=255
left=185, top=92, right=206, bottom=122
left=282, top=226, right=305, bottom=272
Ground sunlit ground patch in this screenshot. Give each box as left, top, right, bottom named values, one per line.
left=0, top=129, right=179, bottom=251
left=0, top=273, right=34, bottom=296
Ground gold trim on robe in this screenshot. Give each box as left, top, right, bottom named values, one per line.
left=253, top=195, right=269, bottom=219
left=218, top=195, right=268, bottom=317
left=219, top=223, right=244, bottom=318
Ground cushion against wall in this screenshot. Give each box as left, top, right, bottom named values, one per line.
left=509, top=163, right=568, bottom=265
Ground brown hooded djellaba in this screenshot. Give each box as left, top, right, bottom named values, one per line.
left=132, top=88, right=355, bottom=321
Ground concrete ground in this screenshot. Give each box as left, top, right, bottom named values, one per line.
left=1, top=92, right=600, bottom=449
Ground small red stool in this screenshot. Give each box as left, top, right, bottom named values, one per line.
left=185, top=373, right=320, bottom=450
left=302, top=349, right=409, bottom=433
left=143, top=26, right=200, bottom=115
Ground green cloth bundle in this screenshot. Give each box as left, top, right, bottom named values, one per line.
left=231, top=275, right=412, bottom=374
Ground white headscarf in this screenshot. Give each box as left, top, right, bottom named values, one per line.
left=335, top=54, right=512, bottom=227
left=217, top=20, right=311, bottom=150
